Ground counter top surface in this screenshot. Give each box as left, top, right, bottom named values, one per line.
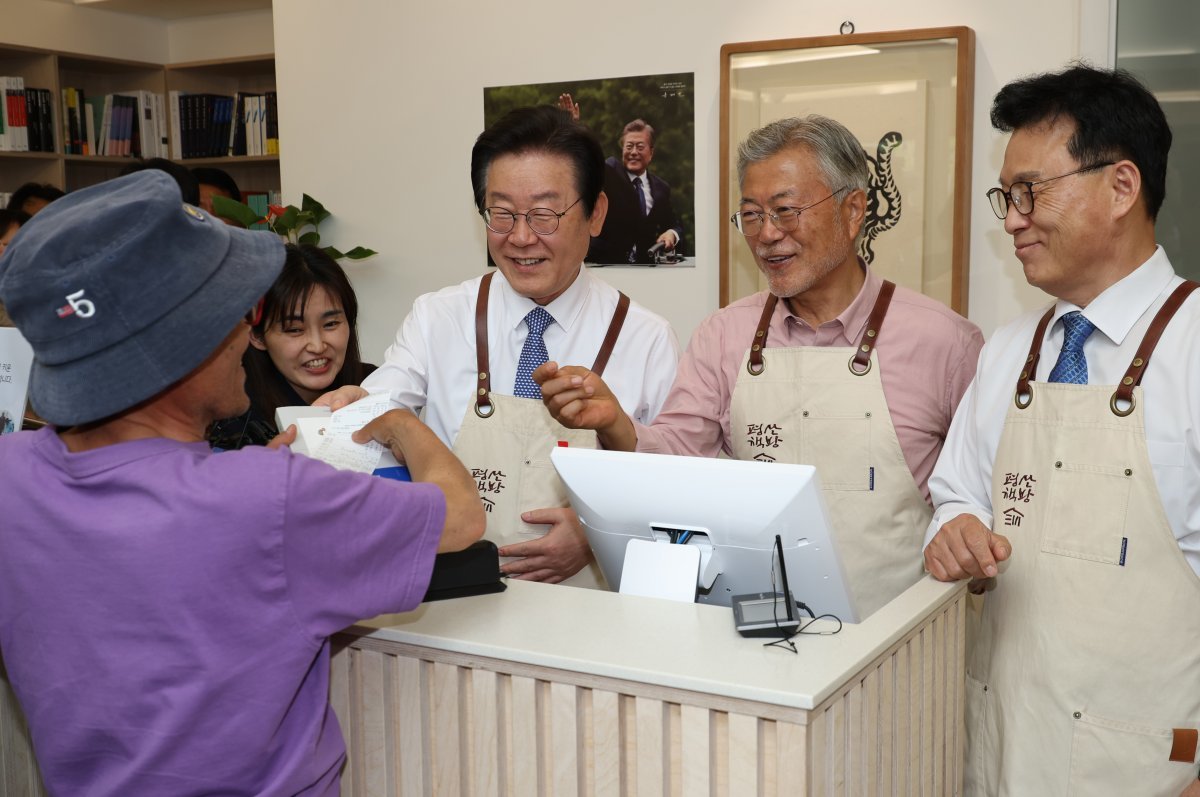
left=346, top=576, right=964, bottom=711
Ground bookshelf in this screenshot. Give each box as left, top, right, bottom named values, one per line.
left=0, top=43, right=279, bottom=201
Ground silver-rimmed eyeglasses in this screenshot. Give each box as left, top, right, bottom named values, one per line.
left=482, top=197, right=582, bottom=236
left=730, top=187, right=848, bottom=236
left=986, top=162, right=1114, bottom=220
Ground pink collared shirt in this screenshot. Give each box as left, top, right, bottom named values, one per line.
left=635, top=269, right=984, bottom=502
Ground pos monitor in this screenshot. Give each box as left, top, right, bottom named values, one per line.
left=551, top=448, right=860, bottom=623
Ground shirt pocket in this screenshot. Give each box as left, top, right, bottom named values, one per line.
left=1041, top=462, right=1133, bottom=565
left=1067, top=711, right=1198, bottom=797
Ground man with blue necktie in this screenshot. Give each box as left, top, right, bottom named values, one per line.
left=322, top=106, right=679, bottom=586
left=924, top=65, right=1200, bottom=797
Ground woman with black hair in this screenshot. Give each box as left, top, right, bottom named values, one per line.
left=209, top=243, right=374, bottom=449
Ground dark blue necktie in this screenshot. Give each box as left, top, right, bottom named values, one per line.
left=632, top=176, right=647, bottom=216
left=513, top=307, right=554, bottom=399
left=1048, top=311, right=1096, bottom=384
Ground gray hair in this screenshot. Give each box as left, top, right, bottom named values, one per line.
left=736, top=115, right=869, bottom=196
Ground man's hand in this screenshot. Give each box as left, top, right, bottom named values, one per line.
left=533, top=361, right=637, bottom=451
left=557, top=93, right=580, bottom=122
left=266, top=424, right=297, bottom=450
left=655, top=230, right=678, bottom=250
left=498, top=506, right=592, bottom=583
left=313, top=385, right=368, bottom=411
left=352, top=409, right=485, bottom=552
left=924, top=513, right=1011, bottom=583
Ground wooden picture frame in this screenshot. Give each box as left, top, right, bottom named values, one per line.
left=720, top=27, right=975, bottom=314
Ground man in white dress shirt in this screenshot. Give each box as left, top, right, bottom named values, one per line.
left=924, top=65, right=1200, bottom=796
left=324, top=106, right=679, bottom=586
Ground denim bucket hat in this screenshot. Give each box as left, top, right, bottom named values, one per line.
left=0, top=170, right=285, bottom=426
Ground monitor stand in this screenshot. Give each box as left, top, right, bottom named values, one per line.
left=618, top=539, right=700, bottom=603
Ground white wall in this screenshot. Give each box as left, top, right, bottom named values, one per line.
left=0, top=1, right=273, bottom=65
left=1, top=0, right=168, bottom=62
left=167, top=10, right=274, bottom=63
left=274, top=0, right=1113, bottom=359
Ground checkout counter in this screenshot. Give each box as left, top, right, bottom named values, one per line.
left=1, top=577, right=966, bottom=795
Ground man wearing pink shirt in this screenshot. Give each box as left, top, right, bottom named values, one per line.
left=538, top=115, right=983, bottom=617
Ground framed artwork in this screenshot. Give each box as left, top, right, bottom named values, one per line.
left=720, top=27, right=975, bottom=313
left=484, top=72, right=696, bottom=269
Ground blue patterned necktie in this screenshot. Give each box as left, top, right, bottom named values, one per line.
left=513, top=307, right=554, bottom=399
left=632, top=176, right=647, bottom=216
left=1048, top=311, right=1096, bottom=384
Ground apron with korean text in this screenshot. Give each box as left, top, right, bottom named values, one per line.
left=452, top=272, right=629, bottom=589
left=965, top=282, right=1200, bottom=796
left=729, top=282, right=930, bottom=619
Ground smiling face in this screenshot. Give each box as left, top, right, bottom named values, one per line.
left=484, top=151, right=607, bottom=305
left=999, top=118, right=1115, bottom=305
left=739, top=145, right=864, bottom=301
left=250, top=285, right=349, bottom=404
left=620, top=129, right=654, bottom=176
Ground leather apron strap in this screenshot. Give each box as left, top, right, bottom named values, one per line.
left=472, top=273, right=631, bottom=415
left=474, top=272, right=495, bottom=417
left=746, top=280, right=898, bottom=377
left=589, top=291, right=630, bottom=378
left=1014, top=307, right=1055, bottom=409
left=1111, top=280, right=1200, bottom=414
left=849, top=280, right=896, bottom=375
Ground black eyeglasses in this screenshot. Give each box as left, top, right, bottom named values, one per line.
left=481, top=197, right=582, bottom=236
left=986, top=162, right=1114, bottom=219
left=730, top=187, right=848, bottom=236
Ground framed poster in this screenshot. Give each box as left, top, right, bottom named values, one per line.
left=485, top=72, right=695, bottom=269
left=720, top=27, right=975, bottom=312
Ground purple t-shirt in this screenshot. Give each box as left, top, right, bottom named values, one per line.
left=0, top=427, right=445, bottom=795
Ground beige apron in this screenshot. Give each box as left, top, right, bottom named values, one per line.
left=452, top=272, right=630, bottom=589
left=729, top=282, right=930, bottom=619
left=965, top=282, right=1200, bottom=796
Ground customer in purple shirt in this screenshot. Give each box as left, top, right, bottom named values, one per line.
left=0, top=171, right=484, bottom=795
left=537, top=115, right=983, bottom=618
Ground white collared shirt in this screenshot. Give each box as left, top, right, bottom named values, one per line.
left=363, top=268, right=680, bottom=447
left=926, top=246, right=1200, bottom=574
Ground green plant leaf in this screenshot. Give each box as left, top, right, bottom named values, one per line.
left=276, top=205, right=300, bottom=232
left=302, top=194, right=332, bottom=225
left=342, top=246, right=377, bottom=260
left=298, top=231, right=321, bottom=246
left=211, top=195, right=263, bottom=228
left=322, top=245, right=346, bottom=260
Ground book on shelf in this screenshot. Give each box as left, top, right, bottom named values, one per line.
left=61, top=90, right=166, bottom=158
left=85, top=95, right=104, bottom=155
left=23, top=88, right=54, bottom=153
left=264, top=91, right=278, bottom=156
left=1, top=77, right=29, bottom=152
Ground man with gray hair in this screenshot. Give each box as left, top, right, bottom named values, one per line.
left=0, top=171, right=484, bottom=794
left=538, top=114, right=982, bottom=617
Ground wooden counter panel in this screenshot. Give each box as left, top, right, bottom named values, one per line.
left=330, top=641, right=821, bottom=796
left=329, top=587, right=964, bottom=796
left=806, top=590, right=964, bottom=796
